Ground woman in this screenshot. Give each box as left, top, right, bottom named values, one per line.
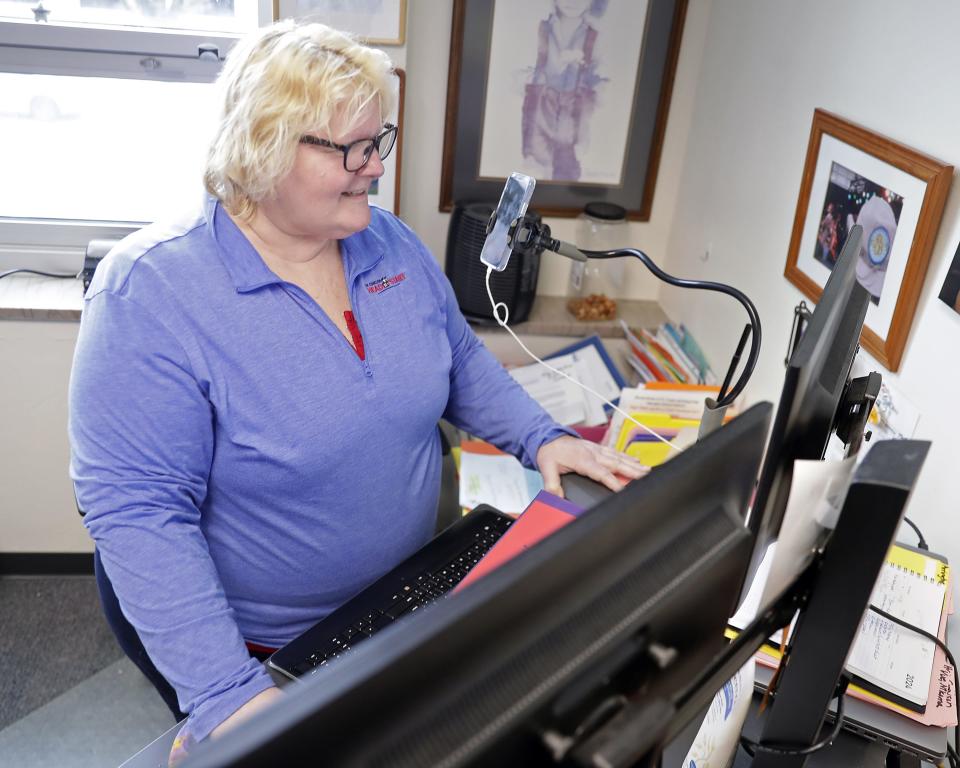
left=68, top=20, right=641, bottom=759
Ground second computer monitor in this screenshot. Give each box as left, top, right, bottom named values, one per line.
left=747, top=225, right=870, bottom=575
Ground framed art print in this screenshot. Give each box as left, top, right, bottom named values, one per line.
left=784, top=109, right=952, bottom=371
left=440, top=0, right=688, bottom=220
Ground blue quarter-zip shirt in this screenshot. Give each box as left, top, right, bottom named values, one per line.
left=69, top=197, right=572, bottom=741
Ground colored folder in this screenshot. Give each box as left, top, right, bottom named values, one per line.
left=454, top=491, right=583, bottom=592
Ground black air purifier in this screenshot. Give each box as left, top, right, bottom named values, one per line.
left=445, top=203, right=541, bottom=324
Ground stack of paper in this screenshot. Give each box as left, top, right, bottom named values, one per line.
left=620, top=320, right=717, bottom=385
left=508, top=335, right=625, bottom=427
left=601, top=383, right=724, bottom=448
left=457, top=441, right=544, bottom=516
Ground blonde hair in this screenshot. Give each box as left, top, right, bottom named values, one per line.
left=204, top=20, right=396, bottom=219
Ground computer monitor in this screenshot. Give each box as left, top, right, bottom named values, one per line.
left=185, top=403, right=772, bottom=768
left=746, top=225, right=870, bottom=579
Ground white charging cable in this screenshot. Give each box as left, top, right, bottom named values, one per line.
left=485, top=267, right=681, bottom=453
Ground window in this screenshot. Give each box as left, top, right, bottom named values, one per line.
left=0, top=0, right=271, bottom=263
left=1, top=72, right=217, bottom=222
left=0, top=0, right=259, bottom=34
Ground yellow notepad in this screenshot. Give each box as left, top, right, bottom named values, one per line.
left=615, top=412, right=700, bottom=467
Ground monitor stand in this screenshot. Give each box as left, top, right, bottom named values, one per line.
left=751, top=439, right=931, bottom=767
left=834, top=372, right=882, bottom=459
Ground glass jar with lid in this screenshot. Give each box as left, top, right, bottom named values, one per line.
left=567, top=202, right=628, bottom=300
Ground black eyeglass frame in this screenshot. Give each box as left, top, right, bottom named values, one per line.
left=298, top=123, right=398, bottom=172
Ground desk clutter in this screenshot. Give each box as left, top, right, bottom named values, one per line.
left=729, top=543, right=956, bottom=728
left=620, top=320, right=717, bottom=385
left=449, top=277, right=952, bottom=765
left=456, top=383, right=723, bottom=516
left=458, top=330, right=729, bottom=517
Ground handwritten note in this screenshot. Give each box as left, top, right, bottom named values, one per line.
left=845, top=552, right=949, bottom=707
left=739, top=547, right=956, bottom=727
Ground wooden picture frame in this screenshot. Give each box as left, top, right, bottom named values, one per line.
left=439, top=0, right=688, bottom=219
left=784, top=109, right=952, bottom=371
left=274, top=0, right=407, bottom=45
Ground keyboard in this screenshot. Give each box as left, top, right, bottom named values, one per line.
left=267, top=505, right=513, bottom=680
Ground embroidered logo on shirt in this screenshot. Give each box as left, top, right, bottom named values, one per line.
left=365, top=272, right=407, bottom=295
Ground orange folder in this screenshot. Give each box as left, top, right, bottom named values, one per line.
left=454, top=492, right=583, bottom=592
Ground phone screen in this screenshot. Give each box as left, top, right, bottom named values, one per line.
left=480, top=172, right=536, bottom=271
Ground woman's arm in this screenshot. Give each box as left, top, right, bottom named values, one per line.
left=70, top=288, right=275, bottom=743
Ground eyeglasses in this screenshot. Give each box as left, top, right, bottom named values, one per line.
left=299, top=123, right=398, bottom=172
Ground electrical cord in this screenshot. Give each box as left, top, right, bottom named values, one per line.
left=739, top=677, right=849, bottom=757
left=503, top=217, right=761, bottom=409
left=947, top=742, right=959, bottom=768
left=738, top=601, right=955, bottom=760
left=901, top=516, right=929, bottom=550
left=868, top=603, right=958, bottom=764
left=0, top=268, right=78, bottom=280
left=736, top=535, right=948, bottom=761
left=485, top=267, right=680, bottom=453
left=581, top=248, right=761, bottom=407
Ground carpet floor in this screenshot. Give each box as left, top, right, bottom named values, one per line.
left=0, top=575, right=122, bottom=729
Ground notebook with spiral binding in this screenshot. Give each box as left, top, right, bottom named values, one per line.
left=844, top=543, right=950, bottom=712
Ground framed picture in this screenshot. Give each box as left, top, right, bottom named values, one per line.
left=784, top=109, right=952, bottom=371
left=275, top=0, right=407, bottom=45
left=439, top=0, right=688, bottom=220
left=366, top=68, right=404, bottom=215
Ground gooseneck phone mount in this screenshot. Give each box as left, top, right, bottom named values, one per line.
left=502, top=213, right=762, bottom=412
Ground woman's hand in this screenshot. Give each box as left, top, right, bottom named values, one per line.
left=169, top=687, right=284, bottom=767
left=536, top=436, right=647, bottom=497
left=210, top=687, right=284, bottom=739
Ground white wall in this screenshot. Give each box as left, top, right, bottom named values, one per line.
left=661, top=0, right=960, bottom=577
left=0, top=321, right=86, bottom=551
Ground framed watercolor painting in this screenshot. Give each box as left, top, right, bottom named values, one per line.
left=440, top=0, right=688, bottom=219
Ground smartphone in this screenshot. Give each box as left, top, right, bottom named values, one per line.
left=479, top=172, right=536, bottom=271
